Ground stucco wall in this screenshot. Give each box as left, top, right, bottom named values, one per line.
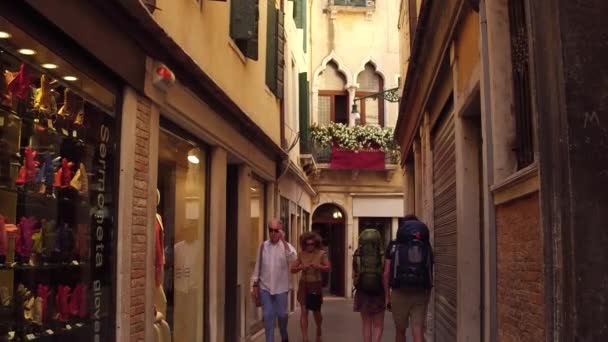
left=153, top=0, right=281, bottom=145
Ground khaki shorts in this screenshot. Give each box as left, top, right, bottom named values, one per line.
left=390, top=289, right=430, bottom=330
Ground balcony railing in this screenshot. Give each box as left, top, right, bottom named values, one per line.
left=309, top=141, right=400, bottom=167
left=331, top=0, right=369, bottom=7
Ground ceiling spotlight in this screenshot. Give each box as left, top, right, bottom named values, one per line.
left=18, top=48, right=36, bottom=55
left=63, top=76, right=78, bottom=82
left=0, top=31, right=11, bottom=39
left=187, top=155, right=200, bottom=164
left=41, top=63, right=58, bottom=69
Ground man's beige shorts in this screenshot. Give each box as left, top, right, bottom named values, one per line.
left=390, top=289, right=430, bottom=330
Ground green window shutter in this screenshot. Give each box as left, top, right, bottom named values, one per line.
left=230, top=0, right=259, bottom=60
left=265, top=1, right=278, bottom=94
left=295, top=0, right=304, bottom=28
left=299, top=73, right=310, bottom=153
left=302, top=0, right=307, bottom=51
left=276, top=10, right=285, bottom=99
left=230, top=0, right=258, bottom=40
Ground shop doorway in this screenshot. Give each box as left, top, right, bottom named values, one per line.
left=312, top=204, right=346, bottom=297
left=224, top=165, right=239, bottom=342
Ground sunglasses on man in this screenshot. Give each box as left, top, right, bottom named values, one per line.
left=268, top=228, right=281, bottom=233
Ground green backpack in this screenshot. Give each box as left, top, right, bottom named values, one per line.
left=353, top=229, right=384, bottom=295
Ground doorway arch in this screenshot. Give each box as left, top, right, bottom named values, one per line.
left=312, top=203, right=346, bottom=297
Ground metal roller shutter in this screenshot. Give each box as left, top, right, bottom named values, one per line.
left=432, top=112, right=457, bottom=341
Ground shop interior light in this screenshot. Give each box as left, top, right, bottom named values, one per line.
left=0, top=31, right=11, bottom=39
left=63, top=76, right=78, bottom=81
left=332, top=211, right=343, bottom=219
left=250, top=187, right=257, bottom=192
left=187, top=155, right=200, bottom=164
left=41, top=63, right=58, bottom=69
left=18, top=48, right=36, bottom=55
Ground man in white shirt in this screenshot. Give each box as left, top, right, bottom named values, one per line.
left=251, top=218, right=298, bottom=342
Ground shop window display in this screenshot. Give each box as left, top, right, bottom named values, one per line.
left=247, top=178, right=265, bottom=335
left=157, top=127, right=206, bottom=342
left=0, top=23, right=116, bottom=341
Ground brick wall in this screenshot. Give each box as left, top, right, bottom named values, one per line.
left=496, top=192, right=545, bottom=342
left=130, top=98, right=152, bottom=342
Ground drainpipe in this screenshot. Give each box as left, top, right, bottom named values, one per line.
left=479, top=0, right=497, bottom=341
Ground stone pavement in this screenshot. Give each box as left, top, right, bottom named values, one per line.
left=253, top=296, right=413, bottom=342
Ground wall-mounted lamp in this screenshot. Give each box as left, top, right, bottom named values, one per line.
left=351, top=102, right=360, bottom=120
left=187, top=149, right=200, bottom=164
left=332, top=210, right=343, bottom=219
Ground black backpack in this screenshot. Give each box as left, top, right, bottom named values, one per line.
left=389, top=219, right=433, bottom=289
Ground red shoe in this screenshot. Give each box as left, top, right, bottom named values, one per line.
left=16, top=216, right=38, bottom=261
left=69, top=283, right=88, bottom=318
left=37, top=284, right=50, bottom=323
left=59, top=158, right=74, bottom=188
left=16, top=166, right=26, bottom=185
left=6, top=64, right=33, bottom=100
left=55, top=285, right=71, bottom=321
left=24, top=147, right=38, bottom=184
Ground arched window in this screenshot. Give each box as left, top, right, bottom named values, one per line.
left=317, top=61, right=349, bottom=125
left=356, top=63, right=384, bottom=126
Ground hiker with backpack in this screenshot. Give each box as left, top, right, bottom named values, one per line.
left=291, top=231, right=331, bottom=342
left=352, top=229, right=387, bottom=342
left=251, top=218, right=298, bottom=342
left=384, top=215, right=433, bottom=342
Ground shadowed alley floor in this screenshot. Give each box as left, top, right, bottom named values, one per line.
left=254, top=296, right=413, bottom=342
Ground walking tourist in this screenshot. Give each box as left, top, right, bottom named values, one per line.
left=384, top=215, right=433, bottom=342
left=353, top=229, right=386, bottom=342
left=291, top=231, right=331, bottom=342
left=251, top=219, right=298, bottom=342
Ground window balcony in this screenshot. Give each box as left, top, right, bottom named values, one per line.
left=299, top=123, right=399, bottom=181
left=327, top=0, right=376, bottom=16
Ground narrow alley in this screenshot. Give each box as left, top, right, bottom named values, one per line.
left=255, top=297, right=414, bottom=342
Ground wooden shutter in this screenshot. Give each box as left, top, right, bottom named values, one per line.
left=299, top=72, right=310, bottom=153
left=265, top=1, right=278, bottom=94
left=276, top=10, right=285, bottom=99
left=230, top=0, right=258, bottom=40
left=432, top=112, right=457, bottom=342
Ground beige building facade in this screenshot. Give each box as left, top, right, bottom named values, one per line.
left=304, top=0, right=405, bottom=298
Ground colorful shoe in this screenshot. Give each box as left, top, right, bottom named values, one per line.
left=16, top=216, right=38, bottom=261
left=37, top=284, right=50, bottom=323
left=32, top=296, right=43, bottom=325
left=31, top=231, right=42, bottom=265
left=55, top=223, right=75, bottom=261
left=20, top=147, right=39, bottom=184
left=40, top=219, right=57, bottom=258
left=33, top=75, right=56, bottom=114
left=70, top=163, right=88, bottom=194
left=1, top=69, right=16, bottom=107
left=55, top=285, right=71, bottom=321
left=54, top=158, right=74, bottom=189
left=69, top=283, right=88, bottom=318
left=38, top=154, right=55, bottom=196
left=6, top=64, right=33, bottom=101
